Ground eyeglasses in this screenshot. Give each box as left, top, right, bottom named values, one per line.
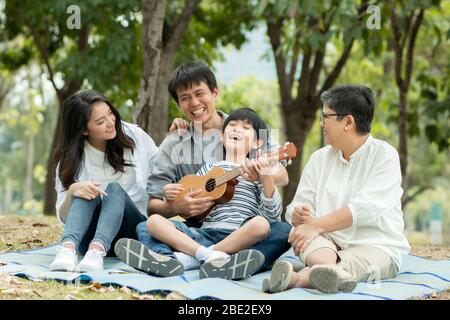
left=319, top=112, right=347, bottom=124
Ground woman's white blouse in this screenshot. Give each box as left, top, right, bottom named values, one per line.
left=55, top=122, right=158, bottom=224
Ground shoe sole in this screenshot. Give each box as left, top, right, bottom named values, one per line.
left=309, top=266, right=357, bottom=294
left=114, top=238, right=184, bottom=277
left=50, top=264, right=76, bottom=273
left=76, top=264, right=102, bottom=273
left=265, top=261, right=293, bottom=293
left=199, top=249, right=264, bottom=280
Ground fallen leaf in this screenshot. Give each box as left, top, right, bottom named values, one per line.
left=0, top=273, right=23, bottom=286
left=166, top=292, right=186, bottom=300
left=120, top=286, right=132, bottom=294
left=32, top=223, right=49, bottom=227
left=19, top=239, right=42, bottom=244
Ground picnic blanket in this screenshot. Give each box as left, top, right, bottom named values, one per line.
left=1, top=245, right=449, bottom=300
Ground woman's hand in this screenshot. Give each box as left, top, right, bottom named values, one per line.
left=163, top=183, right=185, bottom=202
left=69, top=181, right=107, bottom=200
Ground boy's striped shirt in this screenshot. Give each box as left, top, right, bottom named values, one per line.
left=197, top=161, right=282, bottom=230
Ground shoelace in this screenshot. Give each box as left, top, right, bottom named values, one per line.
left=56, top=246, right=76, bottom=257
left=85, top=249, right=106, bottom=261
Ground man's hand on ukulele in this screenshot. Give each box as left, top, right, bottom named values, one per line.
left=170, top=190, right=215, bottom=218
left=163, top=184, right=184, bottom=202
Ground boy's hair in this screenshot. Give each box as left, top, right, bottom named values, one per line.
left=168, top=61, right=218, bottom=104
left=223, top=108, right=270, bottom=147
left=320, top=84, right=374, bottom=134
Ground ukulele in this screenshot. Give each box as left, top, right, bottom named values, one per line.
left=174, top=142, right=297, bottom=223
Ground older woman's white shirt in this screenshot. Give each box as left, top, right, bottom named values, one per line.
left=55, top=122, right=158, bottom=224
left=285, top=135, right=410, bottom=269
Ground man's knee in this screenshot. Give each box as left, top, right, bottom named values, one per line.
left=304, top=247, right=338, bottom=266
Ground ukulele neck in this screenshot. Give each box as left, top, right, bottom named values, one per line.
left=215, top=167, right=241, bottom=185
left=215, top=151, right=280, bottom=185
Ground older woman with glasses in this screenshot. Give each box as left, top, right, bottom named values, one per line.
left=263, top=84, right=410, bottom=294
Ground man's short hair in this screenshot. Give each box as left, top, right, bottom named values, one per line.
left=168, top=61, right=218, bottom=104
left=320, top=84, right=375, bottom=134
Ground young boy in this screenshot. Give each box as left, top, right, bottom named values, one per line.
left=115, top=108, right=284, bottom=279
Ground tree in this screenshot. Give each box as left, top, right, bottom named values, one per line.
left=134, top=0, right=200, bottom=144
left=3, top=0, right=142, bottom=214
left=386, top=0, right=425, bottom=204
left=254, top=0, right=370, bottom=208
left=134, top=0, right=257, bottom=144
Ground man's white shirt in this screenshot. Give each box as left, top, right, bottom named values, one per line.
left=286, top=135, right=410, bottom=269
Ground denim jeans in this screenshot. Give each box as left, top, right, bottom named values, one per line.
left=136, top=220, right=233, bottom=259
left=61, top=182, right=147, bottom=256
left=248, top=221, right=292, bottom=271
left=136, top=219, right=292, bottom=271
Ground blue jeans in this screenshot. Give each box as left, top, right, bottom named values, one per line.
left=136, top=220, right=233, bottom=259
left=136, top=219, right=292, bottom=271
left=248, top=221, right=292, bottom=270
left=61, top=182, right=147, bottom=256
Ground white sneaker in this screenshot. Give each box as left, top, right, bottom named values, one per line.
left=174, top=252, right=201, bottom=270
left=204, top=250, right=230, bottom=263
left=50, top=247, right=78, bottom=272
left=76, top=249, right=106, bottom=273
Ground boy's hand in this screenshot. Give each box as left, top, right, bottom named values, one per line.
left=255, top=150, right=277, bottom=178
left=163, top=183, right=185, bottom=202
left=291, top=204, right=313, bottom=227
left=240, top=158, right=260, bottom=182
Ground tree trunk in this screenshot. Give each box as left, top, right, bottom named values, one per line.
left=43, top=102, right=62, bottom=215
left=23, top=132, right=34, bottom=204
left=398, top=89, right=409, bottom=205
left=134, top=0, right=167, bottom=134
left=281, top=104, right=317, bottom=214
left=43, top=88, right=79, bottom=215
left=135, top=0, right=200, bottom=143
left=148, top=46, right=178, bottom=144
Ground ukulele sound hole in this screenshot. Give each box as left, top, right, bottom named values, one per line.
left=205, top=178, right=216, bottom=192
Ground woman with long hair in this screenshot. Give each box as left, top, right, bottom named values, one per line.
left=50, top=89, right=157, bottom=272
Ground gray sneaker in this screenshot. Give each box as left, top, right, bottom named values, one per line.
left=262, top=260, right=294, bottom=293
left=199, top=249, right=264, bottom=280
left=309, top=265, right=357, bottom=294
left=114, top=238, right=184, bottom=277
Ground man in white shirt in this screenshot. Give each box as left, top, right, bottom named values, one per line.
left=263, top=85, right=411, bottom=294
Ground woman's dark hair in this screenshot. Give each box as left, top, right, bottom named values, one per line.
left=222, top=108, right=270, bottom=154
left=168, top=61, right=218, bottom=104
left=320, top=84, right=374, bottom=134
left=55, top=90, right=135, bottom=190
